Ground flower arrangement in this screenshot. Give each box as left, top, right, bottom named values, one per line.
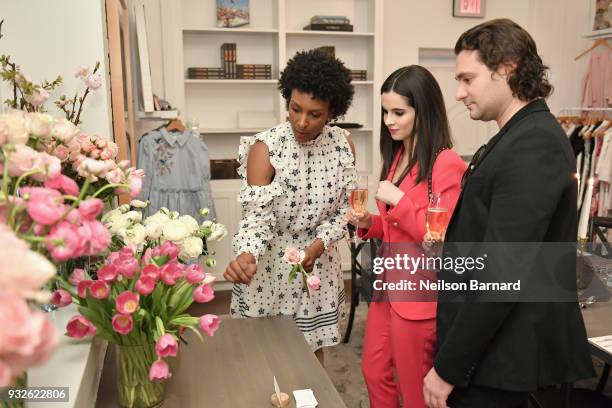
left=284, top=246, right=321, bottom=297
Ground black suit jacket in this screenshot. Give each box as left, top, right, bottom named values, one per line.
left=435, top=99, right=595, bottom=391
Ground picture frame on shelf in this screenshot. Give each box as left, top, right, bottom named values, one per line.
left=216, top=0, right=250, bottom=28
left=585, top=0, right=612, bottom=38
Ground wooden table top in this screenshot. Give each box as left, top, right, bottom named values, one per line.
left=97, top=316, right=346, bottom=407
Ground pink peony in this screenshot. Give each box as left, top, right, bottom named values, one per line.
left=284, top=246, right=304, bottom=265
left=23, top=187, right=66, bottom=226
left=50, top=289, right=72, bottom=308
left=149, top=359, right=171, bottom=383
left=52, top=144, right=70, bottom=161
left=199, top=314, right=220, bottom=337
left=46, top=221, right=83, bottom=261
left=7, top=144, right=36, bottom=177
left=111, top=314, right=133, bottom=335
left=306, top=275, right=321, bottom=291
left=155, top=334, right=178, bottom=358
left=184, top=264, right=205, bottom=284
left=66, top=315, right=96, bottom=339
left=77, top=280, right=93, bottom=298
left=69, top=268, right=86, bottom=285
left=135, top=275, right=156, bottom=296
left=78, top=198, right=104, bottom=221
left=193, top=284, right=214, bottom=303
left=97, top=264, right=118, bottom=282
left=116, top=291, right=139, bottom=315
left=44, top=174, right=79, bottom=196
left=90, top=280, right=110, bottom=300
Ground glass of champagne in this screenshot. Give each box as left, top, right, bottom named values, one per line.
left=349, top=175, right=368, bottom=244
left=426, top=193, right=449, bottom=256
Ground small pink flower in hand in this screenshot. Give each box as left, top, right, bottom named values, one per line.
left=306, top=275, right=321, bottom=291
left=284, top=246, right=305, bottom=265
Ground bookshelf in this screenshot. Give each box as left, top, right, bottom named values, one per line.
left=161, top=0, right=383, bottom=278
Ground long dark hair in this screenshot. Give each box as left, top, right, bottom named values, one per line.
left=380, top=65, right=453, bottom=185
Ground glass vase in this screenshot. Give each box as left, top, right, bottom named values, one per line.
left=116, top=343, right=165, bottom=408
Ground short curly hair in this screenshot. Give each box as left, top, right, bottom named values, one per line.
left=278, top=49, right=354, bottom=119
left=455, top=19, right=552, bottom=101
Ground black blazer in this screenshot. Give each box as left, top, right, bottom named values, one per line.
left=435, top=99, right=595, bottom=391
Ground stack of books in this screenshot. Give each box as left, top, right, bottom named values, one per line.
left=304, top=15, right=353, bottom=32
left=187, top=43, right=272, bottom=80
left=351, top=70, right=367, bottom=81
left=237, top=64, right=272, bottom=79
left=187, top=67, right=225, bottom=79
left=220, top=43, right=237, bottom=79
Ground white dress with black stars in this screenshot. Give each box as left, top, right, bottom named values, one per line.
left=230, top=121, right=356, bottom=351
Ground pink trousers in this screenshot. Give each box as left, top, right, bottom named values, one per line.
left=361, top=302, right=436, bottom=408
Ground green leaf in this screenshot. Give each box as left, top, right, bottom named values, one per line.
left=186, top=325, right=204, bottom=342
left=155, top=316, right=165, bottom=338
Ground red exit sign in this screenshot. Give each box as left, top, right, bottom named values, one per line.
left=453, top=0, right=485, bottom=18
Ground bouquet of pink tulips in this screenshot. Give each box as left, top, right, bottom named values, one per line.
left=284, top=246, right=321, bottom=298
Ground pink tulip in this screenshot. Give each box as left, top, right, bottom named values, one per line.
left=184, top=264, right=205, bottom=284
left=117, top=256, right=139, bottom=279
left=159, top=241, right=180, bottom=260
left=141, top=264, right=160, bottom=280
left=160, top=262, right=183, bottom=286
left=193, top=285, right=214, bottom=303
left=50, top=289, right=72, bottom=308
left=128, top=168, right=144, bottom=198
left=135, top=275, right=156, bottom=296
left=66, top=315, right=96, bottom=339
left=111, top=314, right=133, bottom=335
left=116, top=291, right=139, bottom=315
left=78, top=198, right=104, bottom=221
left=306, top=275, right=321, bottom=291
left=149, top=359, right=171, bottom=383
left=77, top=280, right=93, bottom=298
left=199, top=314, right=220, bottom=337
left=69, top=268, right=86, bottom=285
left=46, top=221, right=83, bottom=261
left=97, top=264, right=118, bottom=282
left=155, top=334, right=178, bottom=358
left=90, top=280, right=110, bottom=300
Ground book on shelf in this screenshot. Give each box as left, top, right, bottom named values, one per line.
left=303, top=23, right=353, bottom=32
left=216, top=0, right=250, bottom=28
left=310, top=15, right=350, bottom=25
left=350, top=69, right=367, bottom=81
left=316, top=46, right=335, bottom=58
left=220, top=43, right=237, bottom=79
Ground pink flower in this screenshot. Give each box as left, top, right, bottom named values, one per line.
left=22, top=187, right=66, bottom=226
left=160, top=262, right=183, bottom=286
left=149, top=359, right=171, bottom=383
left=116, top=291, right=139, bottom=314
left=97, top=264, right=118, bottom=282
left=66, top=315, right=96, bottom=339
left=69, top=268, right=86, bottom=285
left=199, top=314, right=220, bottom=337
left=105, top=167, right=123, bottom=184
left=155, top=334, right=178, bottom=358
left=84, top=73, right=102, bottom=90
left=78, top=220, right=110, bottom=256
left=65, top=209, right=81, bottom=224
left=52, top=144, right=70, bottom=161
left=306, top=275, right=321, bottom=291
left=159, top=241, right=180, bottom=260
left=0, top=360, right=12, bottom=387
left=111, top=314, right=133, bottom=335
left=50, top=289, right=72, bottom=308
left=116, top=256, right=140, bottom=279
left=127, top=168, right=144, bottom=198
left=7, top=144, right=36, bottom=177
left=78, top=198, right=104, bottom=221
left=193, top=284, right=214, bottom=303
left=77, top=280, right=93, bottom=298
left=44, top=174, right=79, bottom=196
left=74, top=65, right=89, bottom=79
left=135, top=275, right=156, bottom=296
left=50, top=118, right=79, bottom=143
left=90, top=280, right=110, bottom=300
left=46, top=221, right=83, bottom=261
left=284, top=246, right=304, bottom=265
left=24, top=87, right=49, bottom=106
left=30, top=152, right=61, bottom=182
left=184, top=264, right=205, bottom=284
left=141, top=264, right=160, bottom=280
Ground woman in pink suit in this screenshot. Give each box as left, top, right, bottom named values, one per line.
left=348, top=66, right=466, bottom=408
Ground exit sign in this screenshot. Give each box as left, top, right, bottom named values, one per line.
left=453, top=0, right=485, bottom=18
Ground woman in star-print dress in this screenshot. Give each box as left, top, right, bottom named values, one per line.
left=224, top=49, right=356, bottom=362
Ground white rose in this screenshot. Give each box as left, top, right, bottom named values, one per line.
left=145, top=222, right=163, bottom=240
left=144, top=212, right=170, bottom=228
left=50, top=118, right=79, bottom=143
left=130, top=199, right=148, bottom=208
left=124, top=210, right=143, bottom=223
left=25, top=112, right=53, bottom=139
left=209, top=223, right=227, bottom=241
left=106, top=213, right=131, bottom=234
left=201, top=220, right=213, bottom=229
left=180, top=236, right=203, bottom=260
left=1, top=111, right=28, bottom=145
left=170, top=211, right=179, bottom=219
left=162, top=219, right=189, bottom=242
left=179, top=215, right=199, bottom=235
left=124, top=224, right=147, bottom=250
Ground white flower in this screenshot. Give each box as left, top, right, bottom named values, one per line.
left=180, top=236, right=203, bottom=260
left=199, top=208, right=210, bottom=217
left=162, top=219, right=189, bottom=242
left=74, top=65, right=90, bottom=79
left=24, top=87, right=49, bottom=106
left=145, top=222, right=164, bottom=240
left=124, top=210, right=143, bottom=223
left=144, top=212, right=171, bottom=228
left=201, top=220, right=213, bottom=229
left=130, top=199, right=148, bottom=208
left=209, top=223, right=227, bottom=241
left=124, top=224, right=147, bottom=250
left=78, top=158, right=112, bottom=178
left=50, top=118, right=79, bottom=143
left=202, top=273, right=217, bottom=285
left=179, top=215, right=199, bottom=235
left=83, top=73, right=102, bottom=90
left=1, top=111, right=28, bottom=145
left=25, top=112, right=53, bottom=139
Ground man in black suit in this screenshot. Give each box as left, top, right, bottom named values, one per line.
left=422, top=19, right=594, bottom=408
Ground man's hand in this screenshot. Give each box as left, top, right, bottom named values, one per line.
left=223, top=252, right=257, bottom=284
left=423, top=367, right=454, bottom=408
left=302, top=239, right=324, bottom=273
left=375, top=180, right=404, bottom=206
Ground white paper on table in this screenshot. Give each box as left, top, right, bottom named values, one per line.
left=293, top=389, right=318, bottom=408
left=589, top=335, right=612, bottom=354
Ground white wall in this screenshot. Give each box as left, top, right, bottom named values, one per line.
left=0, top=0, right=113, bottom=139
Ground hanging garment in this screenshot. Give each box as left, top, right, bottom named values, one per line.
left=137, top=128, right=216, bottom=221
left=582, top=49, right=612, bottom=108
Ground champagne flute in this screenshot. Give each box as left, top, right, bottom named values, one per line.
left=426, top=193, right=448, bottom=256
left=348, top=175, right=368, bottom=244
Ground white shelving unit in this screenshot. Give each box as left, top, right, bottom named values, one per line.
left=161, top=0, right=383, bottom=278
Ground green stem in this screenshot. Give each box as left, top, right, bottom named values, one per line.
left=13, top=168, right=43, bottom=196
left=91, top=182, right=129, bottom=199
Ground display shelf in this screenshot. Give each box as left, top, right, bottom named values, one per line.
left=286, top=30, right=374, bottom=37
left=185, top=79, right=277, bottom=84
left=183, top=27, right=279, bottom=34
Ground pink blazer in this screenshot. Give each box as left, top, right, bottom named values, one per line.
left=359, top=147, right=466, bottom=320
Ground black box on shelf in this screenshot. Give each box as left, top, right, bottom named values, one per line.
left=210, top=159, right=240, bottom=179
left=303, top=23, right=353, bottom=32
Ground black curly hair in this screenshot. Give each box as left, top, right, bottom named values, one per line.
left=455, top=18, right=553, bottom=101
left=278, top=49, right=354, bottom=120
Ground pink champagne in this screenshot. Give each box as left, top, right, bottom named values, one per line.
left=350, top=189, right=368, bottom=215
left=426, top=207, right=449, bottom=236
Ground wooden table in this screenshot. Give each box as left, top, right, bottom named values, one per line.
left=96, top=316, right=346, bottom=407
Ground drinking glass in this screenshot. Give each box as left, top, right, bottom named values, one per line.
left=348, top=175, right=368, bottom=244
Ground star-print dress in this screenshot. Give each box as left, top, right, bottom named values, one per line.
left=230, top=121, right=356, bottom=351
